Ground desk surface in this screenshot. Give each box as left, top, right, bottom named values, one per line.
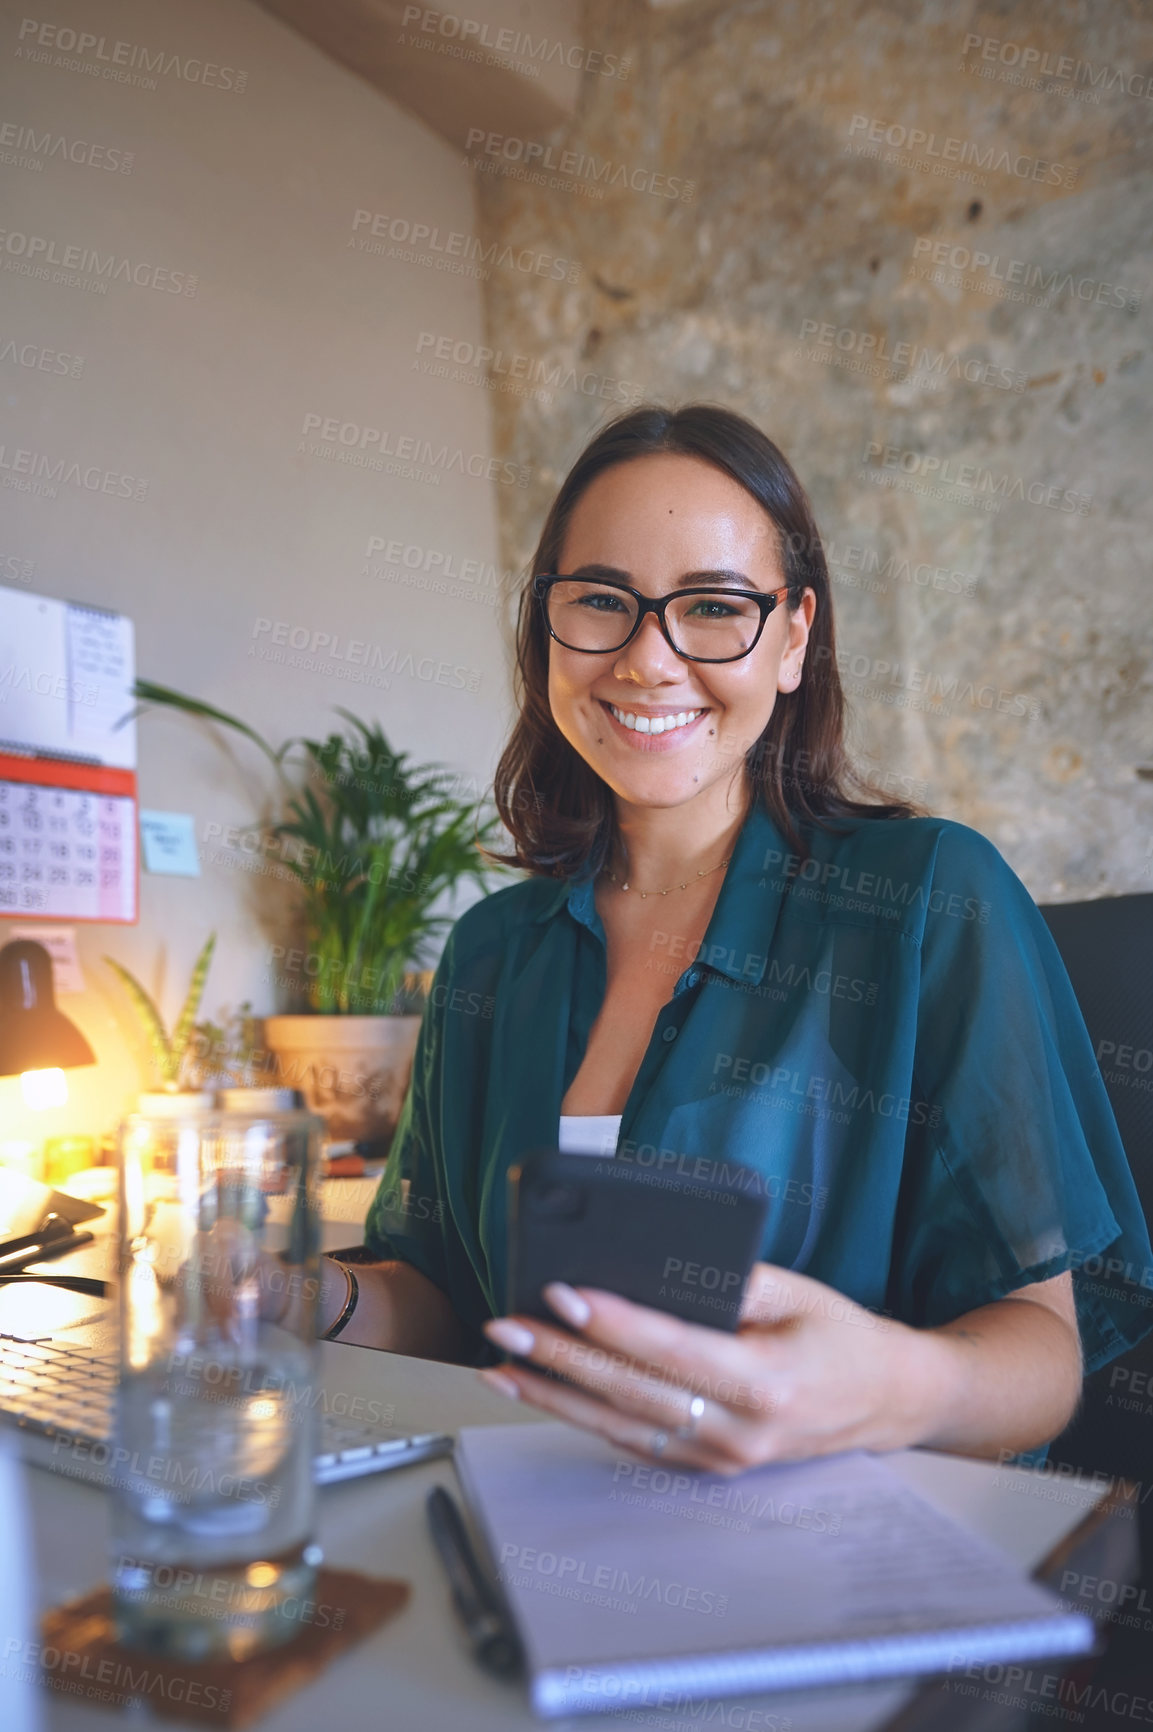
left=6, top=1180, right=1114, bottom=1731
left=18, top=1331, right=1110, bottom=1732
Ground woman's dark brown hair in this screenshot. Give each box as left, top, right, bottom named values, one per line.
left=486, top=403, right=920, bottom=878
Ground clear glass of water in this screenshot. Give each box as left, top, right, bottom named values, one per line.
left=112, top=1105, right=324, bottom=1660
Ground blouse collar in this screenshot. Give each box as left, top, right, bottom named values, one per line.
left=530, top=799, right=795, bottom=988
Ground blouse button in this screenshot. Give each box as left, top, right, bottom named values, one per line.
left=662, top=1026, right=678, bottom=1043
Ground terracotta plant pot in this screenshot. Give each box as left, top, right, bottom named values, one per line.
left=262, top=1015, right=421, bottom=1148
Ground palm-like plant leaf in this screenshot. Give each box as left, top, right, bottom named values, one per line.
left=127, top=686, right=513, bottom=1016
left=128, top=681, right=287, bottom=771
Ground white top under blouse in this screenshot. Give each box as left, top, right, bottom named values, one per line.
left=557, top=1113, right=623, bottom=1156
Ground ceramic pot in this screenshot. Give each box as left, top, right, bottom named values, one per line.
left=136, top=1090, right=217, bottom=1116
left=261, top=1015, right=421, bottom=1148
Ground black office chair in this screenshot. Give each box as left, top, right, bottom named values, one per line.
left=1037, top=893, right=1153, bottom=1691
left=1038, top=893, right=1153, bottom=1479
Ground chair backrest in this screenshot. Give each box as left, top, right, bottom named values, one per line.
left=1039, top=892, right=1153, bottom=1483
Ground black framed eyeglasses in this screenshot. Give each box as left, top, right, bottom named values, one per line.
left=532, top=574, right=791, bottom=664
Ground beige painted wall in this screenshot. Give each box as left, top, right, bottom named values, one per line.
left=0, top=0, right=511, bottom=1149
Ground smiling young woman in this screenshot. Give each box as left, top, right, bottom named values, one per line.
left=318, top=404, right=1153, bottom=1474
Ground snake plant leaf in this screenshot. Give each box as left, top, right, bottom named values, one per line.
left=103, top=957, right=175, bottom=1084
left=169, top=933, right=217, bottom=1076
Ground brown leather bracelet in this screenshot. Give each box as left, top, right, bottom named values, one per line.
left=321, top=1260, right=359, bottom=1341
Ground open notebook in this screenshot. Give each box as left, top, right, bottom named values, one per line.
left=455, top=1423, right=1097, bottom=1719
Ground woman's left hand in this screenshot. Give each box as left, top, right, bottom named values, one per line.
left=479, top=1263, right=939, bottom=1473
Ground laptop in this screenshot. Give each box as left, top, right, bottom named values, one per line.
left=0, top=1168, right=451, bottom=1487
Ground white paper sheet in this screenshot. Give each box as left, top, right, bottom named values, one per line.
left=0, top=584, right=135, bottom=767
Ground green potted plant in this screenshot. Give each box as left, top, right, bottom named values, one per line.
left=130, top=684, right=507, bottom=1148
left=104, top=932, right=219, bottom=1115
left=186, top=1001, right=263, bottom=1092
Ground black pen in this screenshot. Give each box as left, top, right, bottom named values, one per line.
left=426, top=1485, right=523, bottom=1678
left=0, top=1228, right=95, bottom=1272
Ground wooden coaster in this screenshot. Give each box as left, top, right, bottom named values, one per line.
left=38, top=1566, right=409, bottom=1727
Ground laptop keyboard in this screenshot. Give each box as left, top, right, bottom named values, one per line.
left=0, top=1332, right=451, bottom=1485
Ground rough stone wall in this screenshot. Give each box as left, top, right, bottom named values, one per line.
left=473, top=0, right=1152, bottom=900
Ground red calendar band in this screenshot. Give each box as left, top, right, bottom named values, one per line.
left=0, top=753, right=136, bottom=796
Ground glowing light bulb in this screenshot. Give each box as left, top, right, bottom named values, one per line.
left=20, top=1068, right=68, bottom=1110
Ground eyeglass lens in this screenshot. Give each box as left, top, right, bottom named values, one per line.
left=545, top=580, right=765, bottom=659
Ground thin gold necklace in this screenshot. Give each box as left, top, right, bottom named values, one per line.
left=601, top=852, right=732, bottom=899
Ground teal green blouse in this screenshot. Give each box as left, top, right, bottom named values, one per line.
left=364, top=798, right=1153, bottom=1375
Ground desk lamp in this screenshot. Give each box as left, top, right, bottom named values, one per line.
left=0, top=938, right=95, bottom=1110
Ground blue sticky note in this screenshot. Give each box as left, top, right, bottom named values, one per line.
left=139, top=810, right=200, bottom=876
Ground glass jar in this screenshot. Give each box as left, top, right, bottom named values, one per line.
left=111, top=1105, right=323, bottom=1660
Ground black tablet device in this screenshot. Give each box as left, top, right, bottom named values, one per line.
left=507, top=1147, right=769, bottom=1332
